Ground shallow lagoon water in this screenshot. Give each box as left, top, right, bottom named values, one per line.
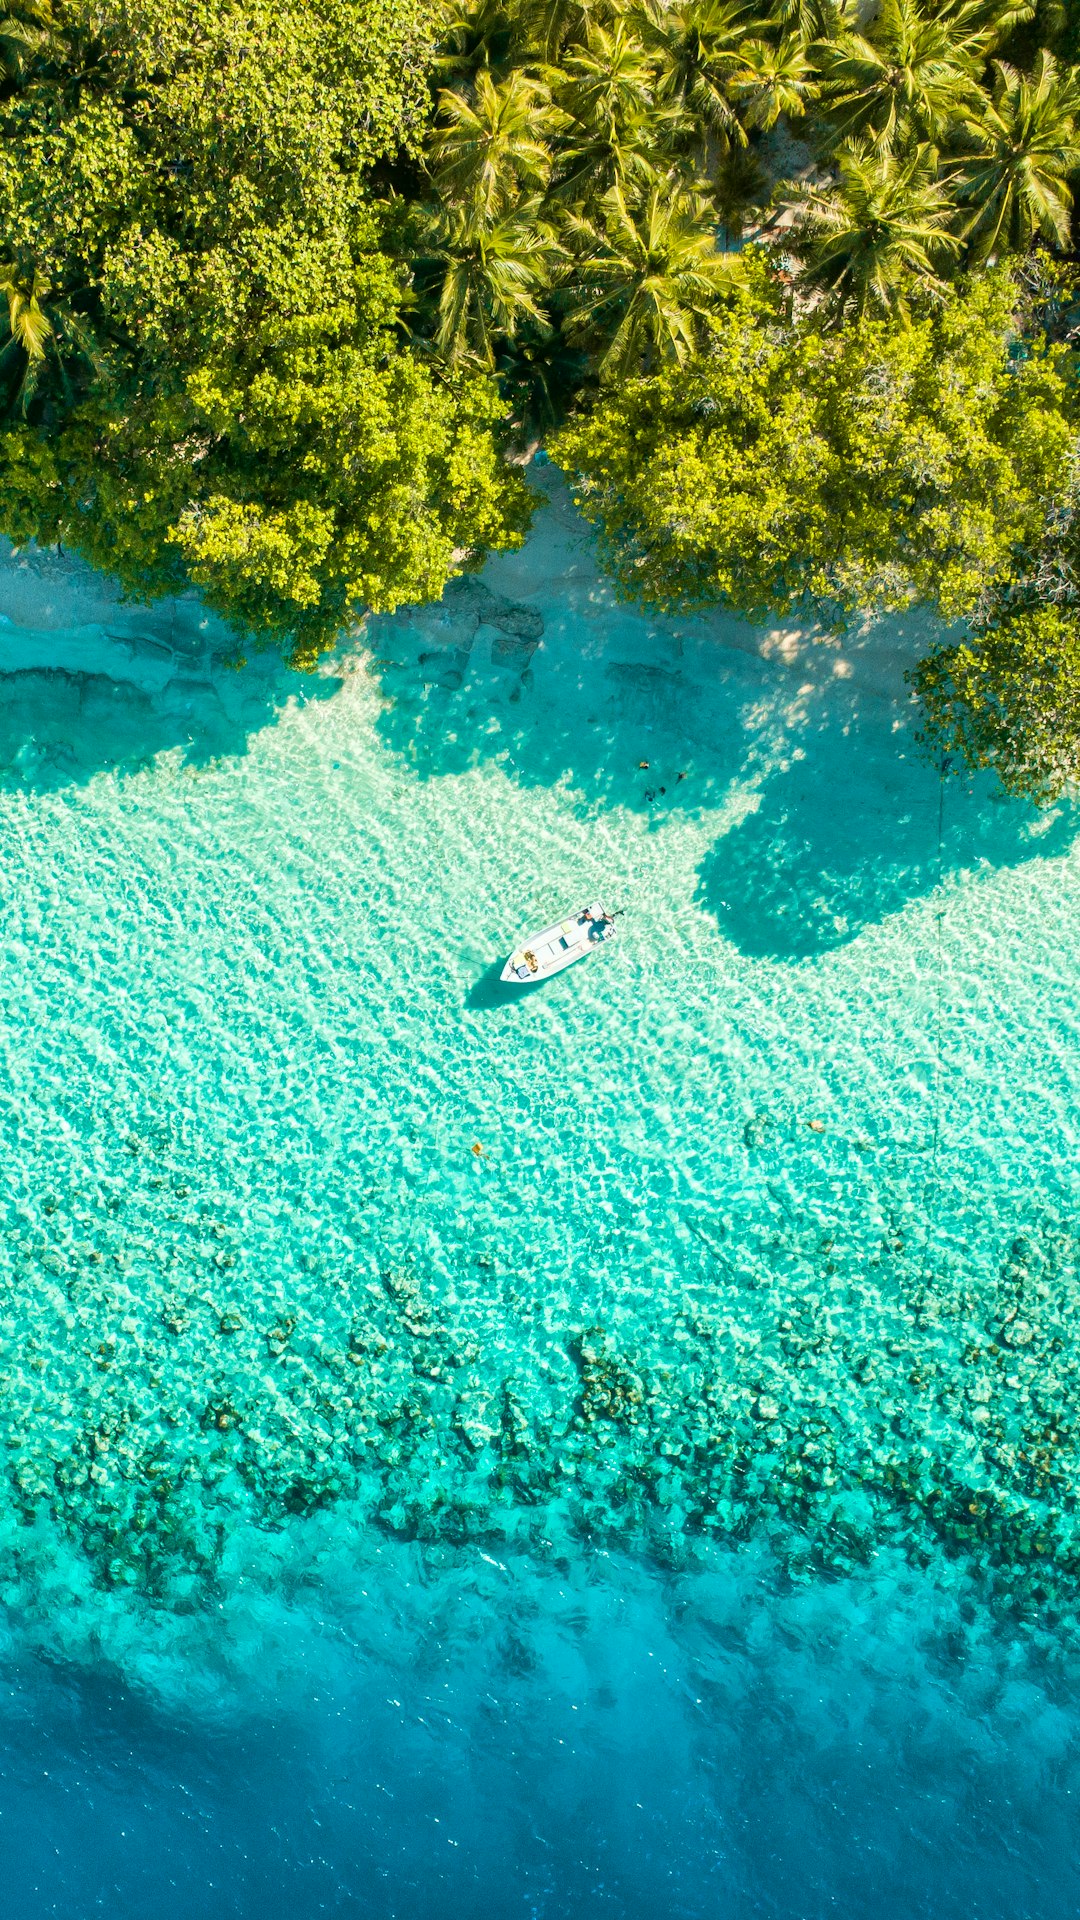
left=0, top=480, right=1079, bottom=1913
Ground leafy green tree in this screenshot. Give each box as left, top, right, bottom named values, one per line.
left=784, top=144, right=961, bottom=316
left=169, top=347, right=528, bottom=658
left=551, top=262, right=1078, bottom=624
left=0, top=0, right=534, bottom=656
left=954, top=51, right=1080, bottom=255
left=914, top=605, right=1080, bottom=801
left=913, top=349, right=1080, bottom=799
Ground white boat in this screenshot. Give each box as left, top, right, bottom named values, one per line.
left=500, top=902, right=617, bottom=984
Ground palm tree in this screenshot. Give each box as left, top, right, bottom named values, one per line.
left=766, top=0, right=854, bottom=40
left=516, top=0, right=620, bottom=65
left=641, top=0, right=759, bottom=147
left=818, top=0, right=991, bottom=156
left=430, top=70, right=556, bottom=214
left=434, top=0, right=519, bottom=81
left=558, top=16, right=659, bottom=134
left=1035, top=0, right=1080, bottom=63
left=729, top=33, right=820, bottom=130
left=0, top=0, right=56, bottom=90
left=0, top=261, right=52, bottom=411
left=563, top=176, right=743, bottom=378
left=428, top=198, right=564, bottom=367
left=936, top=0, right=1036, bottom=50
left=784, top=143, right=962, bottom=316
left=496, top=320, right=589, bottom=434
left=954, top=52, right=1080, bottom=257
left=553, top=16, right=674, bottom=201
left=712, top=142, right=769, bottom=241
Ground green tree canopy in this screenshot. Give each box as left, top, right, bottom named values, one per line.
left=1, top=0, right=1079, bottom=714
left=914, top=603, right=1080, bottom=802
left=554, top=256, right=1080, bottom=795
left=0, top=0, right=533, bottom=659
left=551, top=261, right=1078, bottom=627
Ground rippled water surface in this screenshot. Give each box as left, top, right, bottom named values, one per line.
left=0, top=478, right=1078, bottom=1915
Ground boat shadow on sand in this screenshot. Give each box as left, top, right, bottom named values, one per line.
left=465, top=961, right=526, bottom=1011
left=461, top=967, right=518, bottom=1013
left=466, top=958, right=590, bottom=1010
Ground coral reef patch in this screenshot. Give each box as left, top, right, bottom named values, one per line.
left=2, top=1159, right=1077, bottom=1635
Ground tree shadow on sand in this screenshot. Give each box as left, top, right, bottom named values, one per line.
left=368, top=575, right=765, bottom=823
left=6, top=540, right=1074, bottom=953
left=0, top=544, right=345, bottom=792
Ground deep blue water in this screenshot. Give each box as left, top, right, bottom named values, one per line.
left=3, top=1549, right=1079, bottom=1918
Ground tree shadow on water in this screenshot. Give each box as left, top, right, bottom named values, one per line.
left=372, top=592, right=1080, bottom=962
left=0, top=657, right=342, bottom=793
left=697, top=739, right=1079, bottom=960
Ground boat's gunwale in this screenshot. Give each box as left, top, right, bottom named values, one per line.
left=499, top=905, right=615, bottom=985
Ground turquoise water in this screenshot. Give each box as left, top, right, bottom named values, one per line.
left=0, top=478, right=1079, bottom=1911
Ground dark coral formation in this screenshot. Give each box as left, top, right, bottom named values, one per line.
left=2, top=1157, right=1077, bottom=1633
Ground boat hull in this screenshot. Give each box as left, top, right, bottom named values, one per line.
left=500, top=904, right=616, bottom=985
